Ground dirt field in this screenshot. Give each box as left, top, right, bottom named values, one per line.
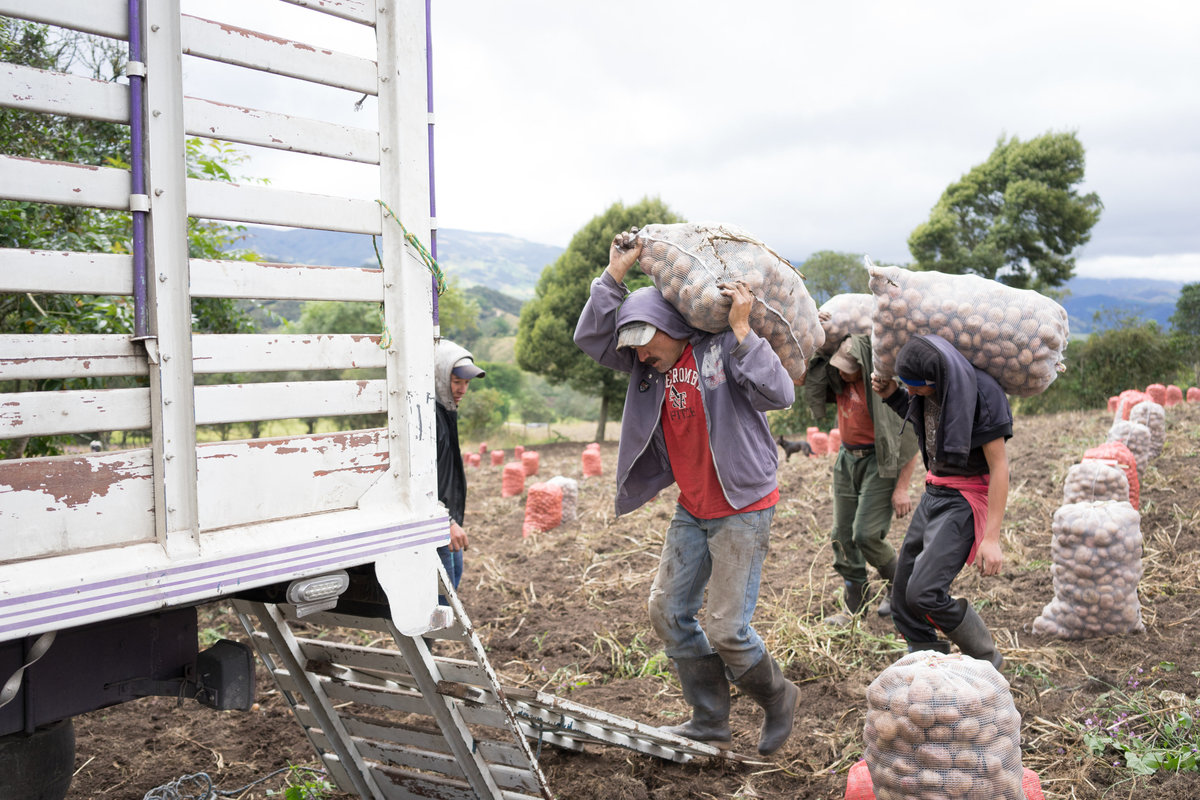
left=69, top=403, right=1200, bottom=799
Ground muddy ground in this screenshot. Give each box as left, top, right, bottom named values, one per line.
left=69, top=403, right=1200, bottom=799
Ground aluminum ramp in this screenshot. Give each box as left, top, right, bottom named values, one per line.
left=234, top=570, right=745, bottom=800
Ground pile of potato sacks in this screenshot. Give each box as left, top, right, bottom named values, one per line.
left=864, top=652, right=1027, bottom=800
left=636, top=223, right=824, bottom=381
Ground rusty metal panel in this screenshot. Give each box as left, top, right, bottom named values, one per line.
left=196, top=431, right=387, bottom=531
left=188, top=259, right=383, bottom=302
left=183, top=96, right=379, bottom=163
left=0, top=387, right=151, bottom=439
left=181, top=13, right=378, bottom=95
left=0, top=62, right=128, bottom=122
left=0, top=154, right=129, bottom=209
left=0, top=249, right=132, bottom=295
left=0, top=335, right=146, bottom=381
left=186, top=177, right=381, bottom=234
left=0, top=450, right=155, bottom=562
left=192, top=334, right=386, bottom=374
left=278, top=0, right=375, bottom=26
left=193, top=379, right=386, bottom=425
left=0, top=0, right=128, bottom=38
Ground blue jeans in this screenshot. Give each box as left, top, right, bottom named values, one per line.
left=437, top=545, right=463, bottom=604
left=648, top=503, right=774, bottom=681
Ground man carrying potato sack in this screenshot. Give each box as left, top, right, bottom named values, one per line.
left=805, top=332, right=920, bottom=623
left=573, top=230, right=799, bottom=757
left=871, top=334, right=1012, bottom=670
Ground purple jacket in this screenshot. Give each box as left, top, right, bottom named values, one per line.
left=574, top=272, right=795, bottom=516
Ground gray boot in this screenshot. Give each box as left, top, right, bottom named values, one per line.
left=731, top=654, right=798, bottom=756
left=945, top=600, right=1004, bottom=670
left=906, top=639, right=950, bottom=654
left=875, top=556, right=897, bottom=617
left=658, top=653, right=731, bottom=745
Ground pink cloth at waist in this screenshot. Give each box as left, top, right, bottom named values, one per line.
left=926, top=472, right=990, bottom=565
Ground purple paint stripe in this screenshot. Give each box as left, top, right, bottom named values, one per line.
left=0, top=533, right=448, bottom=636
left=7, top=530, right=446, bottom=622
left=0, top=517, right=447, bottom=610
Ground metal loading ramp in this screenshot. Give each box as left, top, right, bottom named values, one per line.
left=234, top=571, right=746, bottom=800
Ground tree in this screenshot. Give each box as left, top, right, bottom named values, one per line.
left=907, top=131, right=1103, bottom=290
left=457, top=386, right=505, bottom=441
left=514, top=197, right=683, bottom=441
left=796, top=250, right=871, bottom=305
left=1170, top=282, right=1200, bottom=386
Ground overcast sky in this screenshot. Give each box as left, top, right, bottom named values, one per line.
left=182, top=0, right=1200, bottom=282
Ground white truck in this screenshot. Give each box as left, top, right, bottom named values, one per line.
left=0, top=0, right=449, bottom=794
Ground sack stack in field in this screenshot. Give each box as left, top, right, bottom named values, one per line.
left=522, top=481, right=563, bottom=537
left=863, top=651, right=1026, bottom=800
left=1063, top=460, right=1130, bottom=506
left=1113, top=390, right=1149, bottom=421
left=1127, top=400, right=1165, bottom=460
left=1084, top=442, right=1139, bottom=509
left=491, top=449, right=504, bottom=466
left=467, top=453, right=481, bottom=468
left=521, top=450, right=540, bottom=477
left=547, top=475, right=579, bottom=522
left=1190, top=387, right=1200, bottom=403
left=1032, top=500, right=1144, bottom=640
left=866, top=262, right=1069, bottom=397
left=582, top=443, right=603, bottom=478
left=817, top=293, right=874, bottom=354
left=1144, top=383, right=1167, bottom=405
left=636, top=223, right=824, bottom=381
left=1106, top=420, right=1152, bottom=479
left=501, top=462, right=525, bottom=498
left=828, top=428, right=842, bottom=453
left=1165, top=385, right=1183, bottom=406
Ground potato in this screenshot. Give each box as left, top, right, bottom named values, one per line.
left=866, top=262, right=1068, bottom=396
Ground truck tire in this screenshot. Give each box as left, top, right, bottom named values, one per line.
left=0, top=718, right=76, bottom=800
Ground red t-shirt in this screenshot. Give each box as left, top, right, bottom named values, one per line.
left=662, top=345, right=779, bottom=518
left=835, top=376, right=875, bottom=448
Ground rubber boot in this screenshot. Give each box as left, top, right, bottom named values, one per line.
left=945, top=600, right=1004, bottom=670
left=843, top=580, right=867, bottom=616
left=658, top=653, right=731, bottom=745
left=731, top=654, right=798, bottom=756
left=875, top=556, right=897, bottom=617
left=906, top=639, right=951, bottom=654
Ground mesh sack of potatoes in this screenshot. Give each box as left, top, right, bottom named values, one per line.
left=1113, top=389, right=1149, bottom=422
left=866, top=262, right=1069, bottom=397
left=636, top=222, right=824, bottom=381
left=863, top=651, right=1026, bottom=800
left=1032, top=500, right=1143, bottom=640
left=1063, top=459, right=1130, bottom=505
left=546, top=475, right=579, bottom=522
left=522, top=481, right=564, bottom=537
left=1127, top=400, right=1165, bottom=460
left=817, top=293, right=874, bottom=354
left=1106, top=420, right=1152, bottom=478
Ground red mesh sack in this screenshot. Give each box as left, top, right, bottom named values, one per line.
left=1107, top=396, right=1119, bottom=413
left=1144, top=383, right=1166, bottom=405
left=501, top=462, right=525, bottom=498
left=582, top=448, right=602, bottom=478
left=1114, top=389, right=1148, bottom=421
left=514, top=444, right=525, bottom=458
left=522, top=481, right=563, bottom=537
left=1084, top=442, right=1139, bottom=509
left=467, top=453, right=481, bottom=468
left=828, top=428, right=842, bottom=453
left=521, top=450, right=540, bottom=476
left=1165, top=385, right=1183, bottom=407
left=1188, top=387, right=1200, bottom=403
left=490, top=449, right=504, bottom=466
left=810, top=431, right=829, bottom=456
left=478, top=441, right=487, bottom=454
left=844, top=759, right=1045, bottom=800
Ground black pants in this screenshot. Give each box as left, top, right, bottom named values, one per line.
left=892, top=485, right=975, bottom=645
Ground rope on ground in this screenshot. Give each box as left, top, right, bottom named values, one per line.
left=140, top=765, right=328, bottom=800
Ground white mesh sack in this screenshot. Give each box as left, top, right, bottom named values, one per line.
left=636, top=223, right=824, bottom=381
left=1062, top=459, right=1130, bottom=505
left=1106, top=420, right=1152, bottom=478
left=1032, top=500, right=1143, bottom=640
left=864, top=651, right=1025, bottom=800
left=1127, top=400, right=1165, bottom=460
left=546, top=475, right=579, bottom=522
left=817, top=293, right=874, bottom=354
left=866, top=261, right=1069, bottom=397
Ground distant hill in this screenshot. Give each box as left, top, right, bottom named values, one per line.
left=235, top=225, right=562, bottom=301
left=1058, top=277, right=1185, bottom=334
